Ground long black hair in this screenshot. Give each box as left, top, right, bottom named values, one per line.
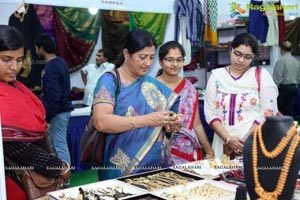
left=115, top=29, right=157, bottom=68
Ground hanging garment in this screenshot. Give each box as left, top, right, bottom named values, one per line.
left=174, top=0, right=205, bottom=47
left=248, top=0, right=269, bottom=43
left=129, top=12, right=168, bottom=46
left=53, top=7, right=101, bottom=72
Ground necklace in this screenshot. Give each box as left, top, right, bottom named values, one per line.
left=120, top=67, right=133, bottom=86
left=258, top=123, right=297, bottom=158
left=252, top=124, right=300, bottom=199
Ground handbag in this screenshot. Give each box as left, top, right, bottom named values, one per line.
left=5, top=157, right=62, bottom=200
left=80, top=69, right=120, bottom=165
left=223, top=67, right=262, bottom=156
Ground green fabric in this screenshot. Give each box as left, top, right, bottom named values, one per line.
left=55, top=7, right=100, bottom=41
left=129, top=12, right=169, bottom=45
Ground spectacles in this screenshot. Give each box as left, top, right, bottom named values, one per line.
left=232, top=49, right=254, bottom=60
left=163, top=57, right=185, bottom=65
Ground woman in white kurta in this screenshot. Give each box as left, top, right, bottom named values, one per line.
left=204, top=33, right=279, bottom=159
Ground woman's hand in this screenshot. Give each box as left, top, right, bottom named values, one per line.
left=145, top=111, right=181, bottom=128
left=227, top=136, right=245, bottom=154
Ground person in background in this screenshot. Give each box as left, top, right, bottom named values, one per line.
left=273, top=40, right=300, bottom=116
left=34, top=34, right=74, bottom=185
left=93, top=29, right=181, bottom=180
left=156, top=41, right=214, bottom=165
left=81, top=49, right=115, bottom=106
left=0, top=25, right=70, bottom=199
left=204, top=32, right=280, bottom=159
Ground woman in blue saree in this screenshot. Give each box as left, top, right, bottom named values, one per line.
left=93, top=29, right=181, bottom=180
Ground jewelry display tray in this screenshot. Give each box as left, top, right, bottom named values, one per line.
left=152, top=179, right=238, bottom=200
left=47, top=179, right=147, bottom=200
left=117, top=168, right=203, bottom=191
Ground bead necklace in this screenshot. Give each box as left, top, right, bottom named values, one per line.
left=252, top=124, right=300, bottom=200
left=257, top=123, right=297, bottom=158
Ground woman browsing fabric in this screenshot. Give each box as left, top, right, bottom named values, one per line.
left=204, top=32, right=280, bottom=159
left=156, top=41, right=214, bottom=165
left=93, top=29, right=181, bottom=180
left=0, top=25, right=70, bottom=199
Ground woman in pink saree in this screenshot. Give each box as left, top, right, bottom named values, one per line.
left=156, top=41, right=214, bottom=165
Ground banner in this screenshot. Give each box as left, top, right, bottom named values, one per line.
left=1, top=0, right=175, bottom=14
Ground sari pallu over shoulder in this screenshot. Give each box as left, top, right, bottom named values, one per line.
left=0, top=81, right=46, bottom=142
left=100, top=75, right=179, bottom=179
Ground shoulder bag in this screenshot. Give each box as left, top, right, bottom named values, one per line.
left=4, top=156, right=67, bottom=200
left=80, top=69, right=120, bottom=165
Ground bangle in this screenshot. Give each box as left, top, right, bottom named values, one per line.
left=129, top=118, right=134, bottom=129
left=225, top=137, right=231, bottom=145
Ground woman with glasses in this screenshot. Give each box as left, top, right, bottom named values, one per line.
left=204, top=32, right=279, bottom=159
left=156, top=41, right=214, bottom=165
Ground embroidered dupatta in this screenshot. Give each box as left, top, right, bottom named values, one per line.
left=94, top=74, right=178, bottom=179
left=0, top=81, right=46, bottom=142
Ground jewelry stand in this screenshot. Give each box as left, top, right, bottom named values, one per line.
left=244, top=116, right=300, bottom=200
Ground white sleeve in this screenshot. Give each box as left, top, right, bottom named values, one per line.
left=204, top=72, right=221, bottom=124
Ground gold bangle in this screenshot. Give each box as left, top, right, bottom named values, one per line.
left=129, top=118, right=134, bottom=129
left=225, top=137, right=231, bottom=145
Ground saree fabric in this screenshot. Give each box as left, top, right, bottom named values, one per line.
left=204, top=67, right=279, bottom=158
left=93, top=73, right=179, bottom=180
left=0, top=81, right=46, bottom=142
left=171, top=79, right=202, bottom=165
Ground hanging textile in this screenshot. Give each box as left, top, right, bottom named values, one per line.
left=203, top=0, right=218, bottom=46
left=274, top=1, right=285, bottom=44
left=248, top=0, right=269, bottom=43
left=9, top=4, right=45, bottom=93
left=101, top=10, right=129, bottom=64
left=129, top=12, right=168, bottom=46
left=285, top=18, right=300, bottom=55
left=264, top=2, right=278, bottom=46
left=174, top=0, right=205, bottom=47
left=34, top=5, right=55, bottom=36
left=53, top=7, right=101, bottom=72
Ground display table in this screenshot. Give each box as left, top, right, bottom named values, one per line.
left=67, top=106, right=91, bottom=172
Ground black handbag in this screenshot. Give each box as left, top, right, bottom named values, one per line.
left=80, top=69, right=120, bottom=165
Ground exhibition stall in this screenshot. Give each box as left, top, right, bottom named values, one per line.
left=1, top=0, right=300, bottom=200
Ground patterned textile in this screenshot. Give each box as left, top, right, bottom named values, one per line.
left=53, top=7, right=101, bottom=72
left=129, top=12, right=168, bottom=46
left=9, top=4, right=45, bottom=90
left=34, top=5, right=55, bottom=36
left=171, top=79, right=202, bottom=165
left=101, top=11, right=129, bottom=64
left=285, top=18, right=300, bottom=55
left=174, top=0, right=204, bottom=47
left=0, top=80, right=46, bottom=142
left=93, top=73, right=179, bottom=180
left=203, top=0, right=218, bottom=46
left=204, top=67, right=279, bottom=158
left=248, top=0, right=269, bottom=43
